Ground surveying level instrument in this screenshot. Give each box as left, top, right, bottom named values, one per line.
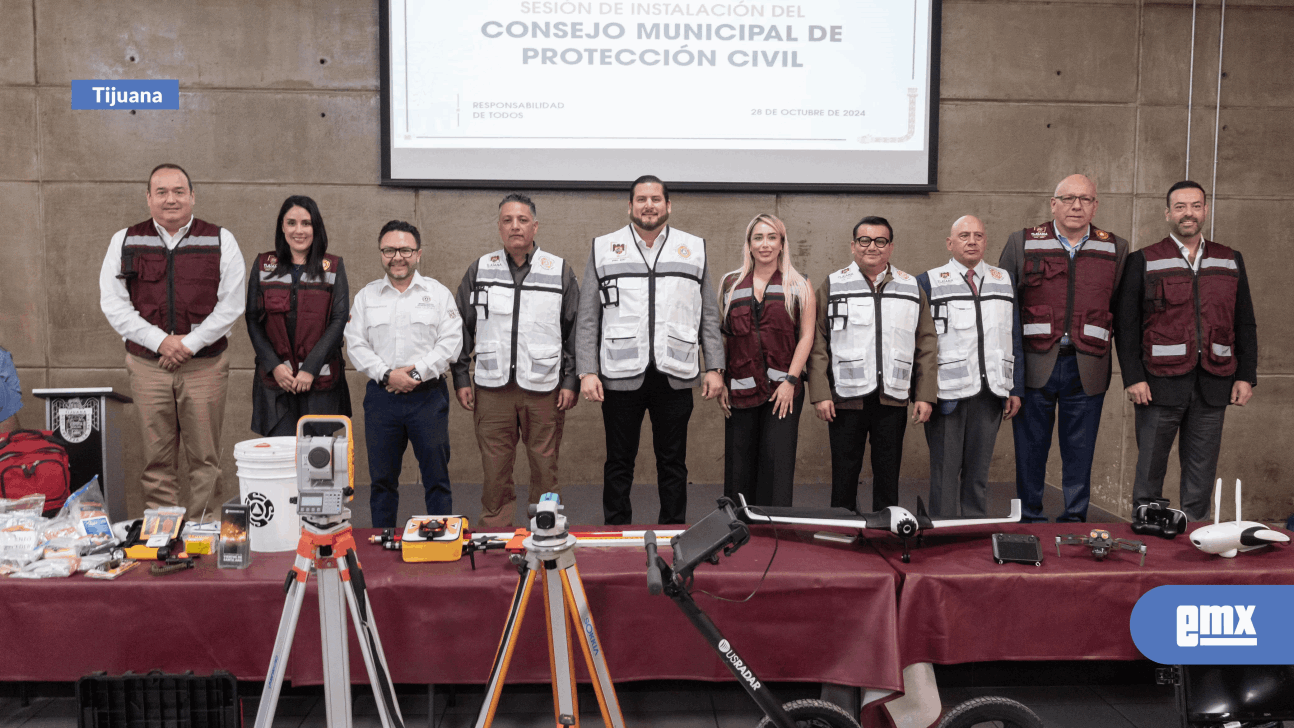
left=254, top=415, right=405, bottom=728
left=474, top=493, right=625, bottom=728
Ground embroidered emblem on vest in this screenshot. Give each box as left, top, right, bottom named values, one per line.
left=990, top=269, right=1004, bottom=280
left=1030, top=225, right=1049, bottom=239
left=677, top=245, right=691, bottom=258
left=894, top=270, right=911, bottom=280
left=322, top=258, right=331, bottom=271
left=262, top=256, right=277, bottom=272
left=1095, top=229, right=1110, bottom=241
left=612, top=243, right=625, bottom=255
left=490, top=255, right=500, bottom=263
left=540, top=257, right=554, bottom=270
left=940, top=271, right=951, bottom=279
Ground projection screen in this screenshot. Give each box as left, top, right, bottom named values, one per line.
left=380, top=0, right=941, bottom=191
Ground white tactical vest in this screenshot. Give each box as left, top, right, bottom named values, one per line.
left=592, top=225, right=706, bottom=380
left=924, top=261, right=1016, bottom=400
left=469, top=247, right=565, bottom=392
left=825, top=262, right=921, bottom=400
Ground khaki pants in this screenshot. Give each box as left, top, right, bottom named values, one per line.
left=473, top=382, right=565, bottom=528
left=126, top=351, right=229, bottom=519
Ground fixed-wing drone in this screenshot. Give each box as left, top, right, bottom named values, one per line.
left=736, top=494, right=1022, bottom=562
left=1190, top=479, right=1290, bottom=558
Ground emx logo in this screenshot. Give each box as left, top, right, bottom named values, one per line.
left=1132, top=585, right=1293, bottom=664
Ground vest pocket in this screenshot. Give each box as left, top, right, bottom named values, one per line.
left=1162, top=278, right=1193, bottom=305
left=659, top=325, right=699, bottom=377
left=602, top=324, right=642, bottom=373
left=1145, top=328, right=1191, bottom=366
left=1076, top=309, right=1113, bottom=354
left=262, top=288, right=291, bottom=313
left=1021, top=305, right=1053, bottom=339
left=134, top=254, right=168, bottom=282
left=527, top=344, right=561, bottom=378
left=1204, top=328, right=1234, bottom=366
left=888, top=353, right=913, bottom=391
left=474, top=341, right=502, bottom=378
left=1001, top=354, right=1015, bottom=386
left=727, top=305, right=753, bottom=336
left=949, top=301, right=975, bottom=330
left=488, top=286, right=514, bottom=316
left=848, top=298, right=875, bottom=326
left=937, top=352, right=972, bottom=390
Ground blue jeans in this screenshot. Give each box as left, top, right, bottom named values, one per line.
left=363, top=379, right=452, bottom=528
left=1012, top=355, right=1104, bottom=523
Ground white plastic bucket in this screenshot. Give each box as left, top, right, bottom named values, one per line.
left=233, top=437, right=300, bottom=552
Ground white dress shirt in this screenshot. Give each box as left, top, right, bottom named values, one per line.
left=99, top=216, right=247, bottom=354
left=344, top=270, right=463, bottom=383
left=948, top=257, right=987, bottom=291
left=1170, top=234, right=1205, bottom=273
left=631, top=225, right=667, bottom=268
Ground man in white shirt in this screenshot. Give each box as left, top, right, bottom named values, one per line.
left=98, top=164, right=246, bottom=518
left=344, top=220, right=463, bottom=527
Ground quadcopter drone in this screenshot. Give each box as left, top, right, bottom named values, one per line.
left=1056, top=529, right=1146, bottom=566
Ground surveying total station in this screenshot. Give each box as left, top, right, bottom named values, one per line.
left=254, top=415, right=405, bottom=728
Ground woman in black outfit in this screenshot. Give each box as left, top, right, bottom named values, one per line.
left=245, top=196, right=351, bottom=436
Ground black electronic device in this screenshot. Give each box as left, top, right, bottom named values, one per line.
left=991, top=533, right=1043, bottom=566
left=1131, top=498, right=1188, bottom=539
left=668, top=497, right=749, bottom=581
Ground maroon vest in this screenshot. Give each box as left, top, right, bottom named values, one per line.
left=721, top=270, right=801, bottom=409
left=254, top=252, right=343, bottom=391
left=1140, top=237, right=1239, bottom=378
left=119, top=218, right=227, bottom=359
left=1018, top=221, right=1119, bottom=357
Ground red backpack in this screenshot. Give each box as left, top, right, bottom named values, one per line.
left=0, top=430, right=72, bottom=514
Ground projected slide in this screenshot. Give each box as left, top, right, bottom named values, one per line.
left=383, top=0, right=938, bottom=189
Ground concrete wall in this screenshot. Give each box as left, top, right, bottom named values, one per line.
left=2, top=0, right=1290, bottom=521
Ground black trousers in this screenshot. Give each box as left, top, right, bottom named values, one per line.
left=828, top=395, right=908, bottom=513
left=1131, top=385, right=1227, bottom=522
left=602, top=367, right=695, bottom=525
left=723, top=390, right=804, bottom=507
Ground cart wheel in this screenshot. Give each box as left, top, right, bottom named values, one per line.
left=937, top=696, right=1044, bottom=728
left=995, top=558, right=1004, bottom=565
left=754, top=698, right=861, bottom=728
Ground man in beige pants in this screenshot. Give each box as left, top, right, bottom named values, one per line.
left=452, top=194, right=580, bottom=527
left=99, top=164, right=246, bottom=519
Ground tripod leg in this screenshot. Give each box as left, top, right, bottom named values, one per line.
left=474, top=566, right=538, bottom=728
left=340, top=550, right=405, bottom=728
left=560, top=564, right=626, bottom=728
left=254, top=570, right=310, bottom=728
left=542, top=564, right=579, bottom=726
left=318, top=562, right=354, bottom=728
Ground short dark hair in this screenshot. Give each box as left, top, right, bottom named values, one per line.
left=852, top=215, right=894, bottom=241
left=499, top=193, right=537, bottom=217
left=1166, top=180, right=1207, bottom=207
left=272, top=196, right=329, bottom=279
left=629, top=175, right=669, bottom=203
left=148, top=163, right=192, bottom=191
left=379, top=220, right=421, bottom=249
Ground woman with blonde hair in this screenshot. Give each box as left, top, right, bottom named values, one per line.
left=717, top=213, right=816, bottom=506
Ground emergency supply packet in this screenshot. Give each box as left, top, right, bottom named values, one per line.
left=85, top=559, right=140, bottom=580
left=10, top=547, right=79, bottom=578
left=0, top=494, right=45, bottom=516
left=0, top=515, right=41, bottom=568
left=143, top=507, right=186, bottom=548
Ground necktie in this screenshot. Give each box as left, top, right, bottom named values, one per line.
left=965, top=270, right=979, bottom=296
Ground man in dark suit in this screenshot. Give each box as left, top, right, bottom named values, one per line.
left=998, top=174, right=1129, bottom=522
left=1115, top=180, right=1257, bottom=521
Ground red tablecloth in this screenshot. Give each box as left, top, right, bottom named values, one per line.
left=870, top=521, right=1294, bottom=667
left=0, top=527, right=904, bottom=691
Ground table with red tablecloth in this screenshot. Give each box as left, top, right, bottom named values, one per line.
left=0, top=527, right=905, bottom=692
left=867, top=521, right=1294, bottom=667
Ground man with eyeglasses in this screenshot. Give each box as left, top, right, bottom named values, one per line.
left=1114, top=181, right=1256, bottom=520
left=452, top=194, right=581, bottom=527
left=808, top=216, right=937, bottom=513
left=998, top=174, right=1128, bottom=522
left=344, top=220, right=463, bottom=527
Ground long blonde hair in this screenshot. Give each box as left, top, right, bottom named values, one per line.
left=721, top=213, right=809, bottom=320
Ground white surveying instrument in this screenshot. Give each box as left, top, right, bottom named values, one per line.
left=254, top=415, right=404, bottom=728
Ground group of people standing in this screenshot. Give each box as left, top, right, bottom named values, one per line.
left=98, top=166, right=1256, bottom=528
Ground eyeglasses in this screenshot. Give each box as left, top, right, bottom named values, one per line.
left=853, top=236, right=891, bottom=248
left=380, top=247, right=419, bottom=259
left=1052, top=195, right=1097, bottom=207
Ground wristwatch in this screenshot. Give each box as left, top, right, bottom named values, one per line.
left=410, top=370, right=422, bottom=382
left=784, top=374, right=801, bottom=386
left=380, top=369, right=392, bottom=387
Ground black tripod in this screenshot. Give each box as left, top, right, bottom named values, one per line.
left=643, top=498, right=861, bottom=728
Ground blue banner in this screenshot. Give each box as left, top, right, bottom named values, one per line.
left=1131, top=585, right=1294, bottom=664
left=71, top=80, right=179, bottom=110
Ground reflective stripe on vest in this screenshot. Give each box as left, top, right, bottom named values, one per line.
left=826, top=262, right=920, bottom=400
left=471, top=248, right=566, bottom=392
left=254, top=252, right=343, bottom=390
left=924, top=261, right=1015, bottom=400
left=1139, top=237, right=1240, bottom=378
left=592, top=225, right=706, bottom=380
left=1018, top=221, right=1118, bottom=357
left=120, top=218, right=227, bottom=359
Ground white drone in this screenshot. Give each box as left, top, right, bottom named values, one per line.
left=1189, top=479, right=1290, bottom=558
left=736, top=494, right=1022, bottom=562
